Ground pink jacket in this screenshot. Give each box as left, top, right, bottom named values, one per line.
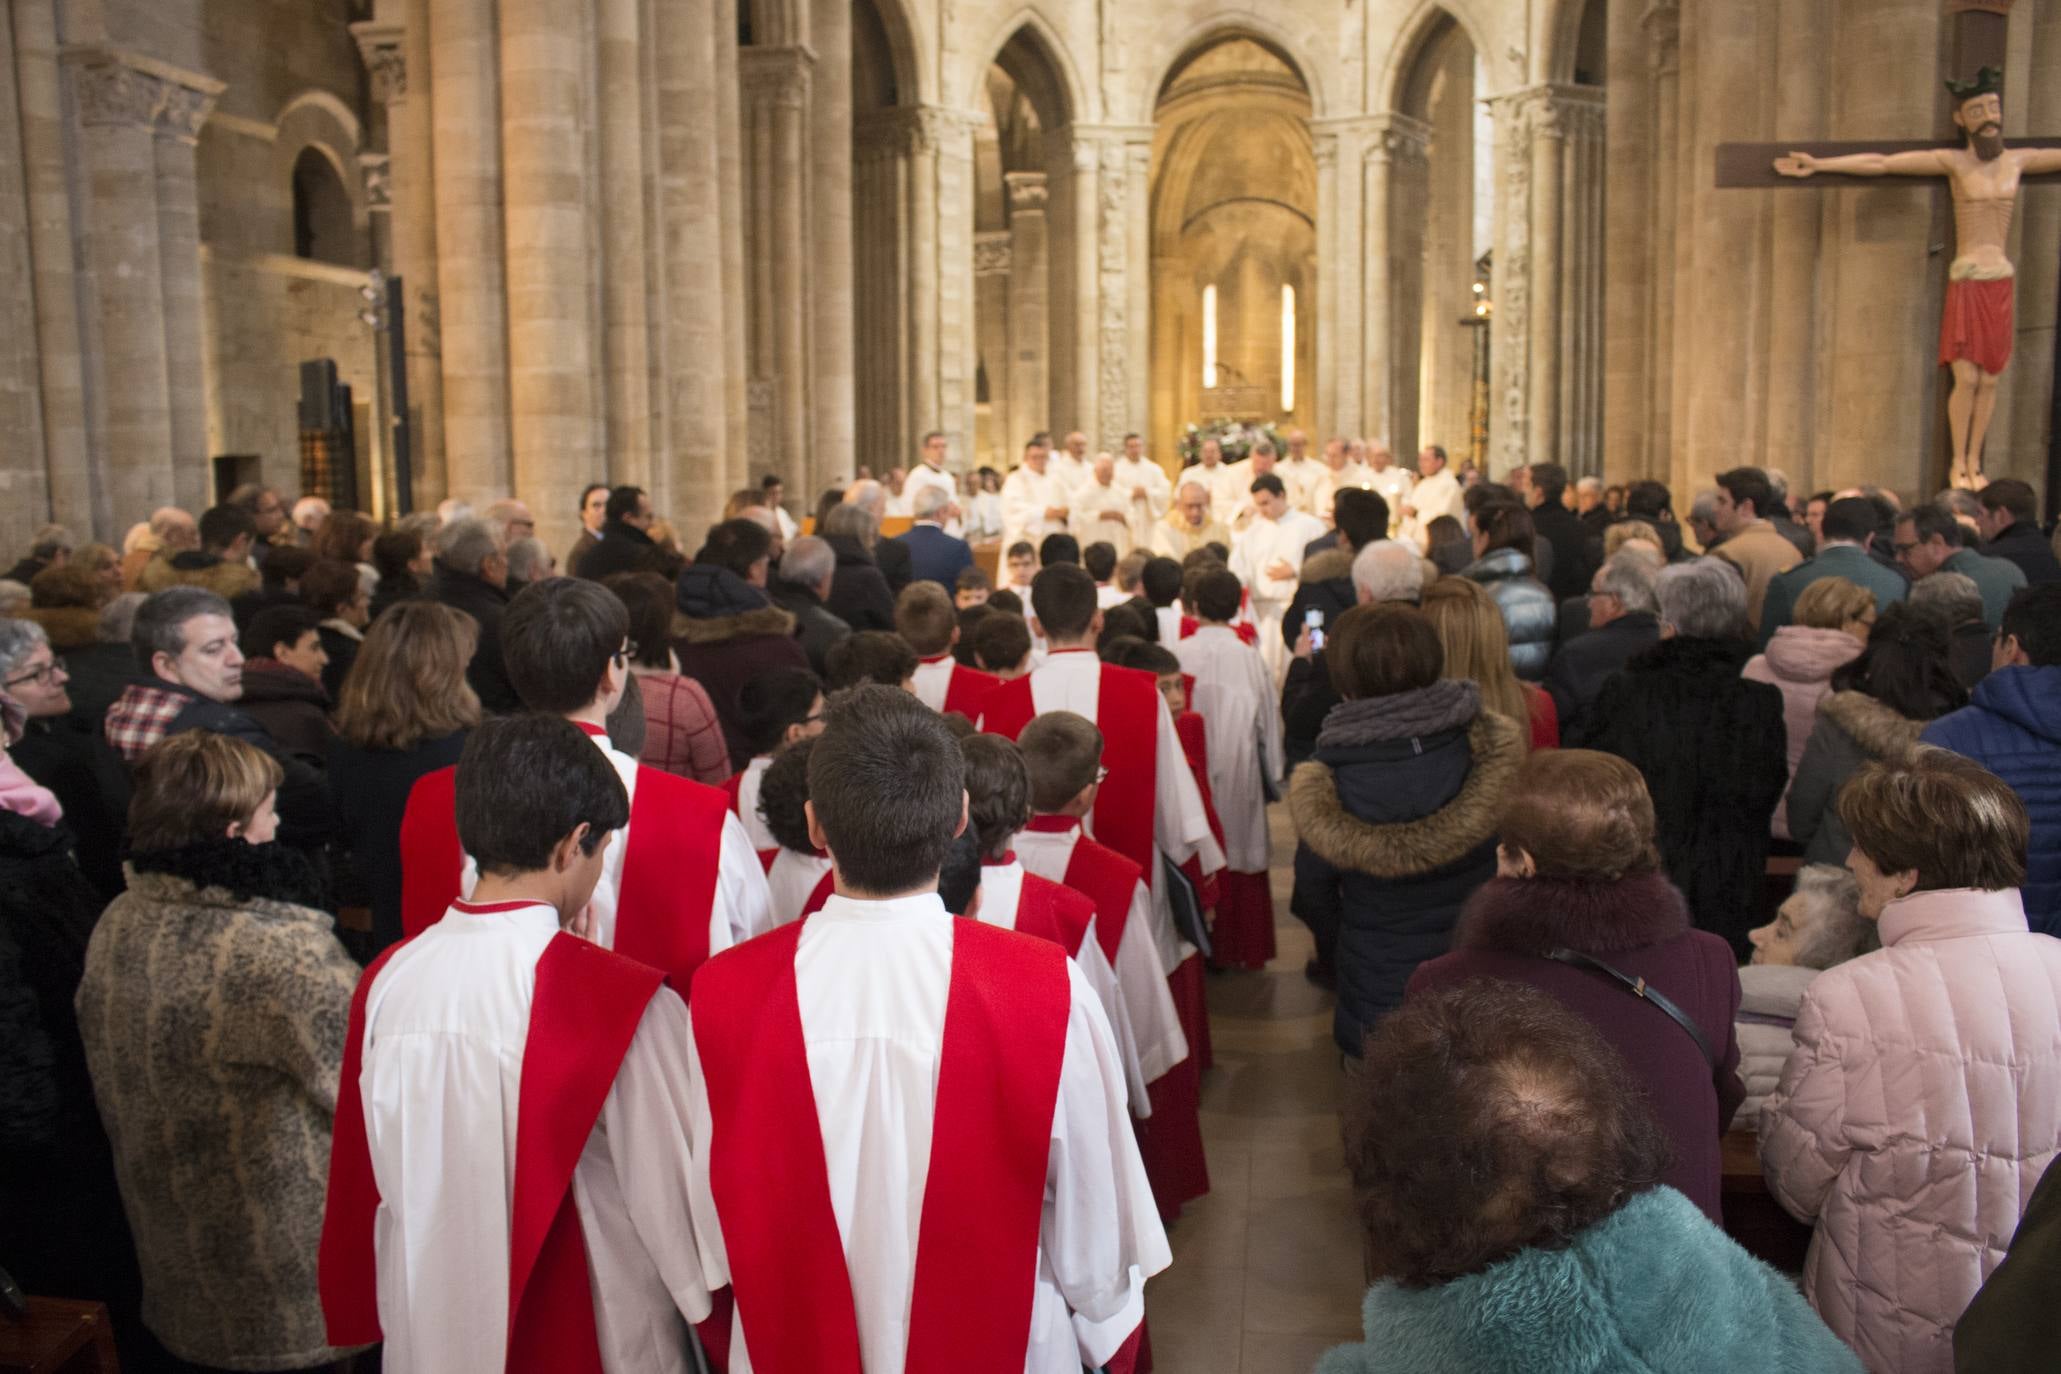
left=1742, top=626, right=1862, bottom=838
left=1758, top=887, right=2061, bottom=1374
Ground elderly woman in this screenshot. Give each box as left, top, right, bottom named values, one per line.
left=1572, top=557, right=1788, bottom=959
left=0, top=618, right=127, bottom=898
left=1460, top=501, right=1556, bottom=679
left=75, top=731, right=360, bottom=1372
left=1410, top=749, right=1745, bottom=1223
left=1909, top=568, right=1993, bottom=691
left=1785, top=602, right=1966, bottom=867
left=1761, top=750, right=2061, bottom=1374
left=1736, top=864, right=1872, bottom=1118
left=1288, top=602, right=1525, bottom=1056
left=819, top=501, right=897, bottom=630
left=1319, top=981, right=1862, bottom=1374
left=1743, top=574, right=1871, bottom=837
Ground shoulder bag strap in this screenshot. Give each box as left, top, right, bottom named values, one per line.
left=1543, top=946, right=1720, bottom=1076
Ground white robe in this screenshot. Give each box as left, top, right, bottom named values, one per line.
left=733, top=754, right=775, bottom=853
left=1000, top=466, right=1072, bottom=554
left=977, top=857, right=1151, bottom=1114
left=766, top=846, right=833, bottom=927
left=685, top=894, right=1170, bottom=1374
left=1402, top=469, right=1465, bottom=549
left=1071, top=477, right=1137, bottom=556
left=460, top=730, right=774, bottom=957
left=772, top=507, right=799, bottom=543
left=902, top=464, right=961, bottom=535
left=1278, top=457, right=1328, bottom=518
left=909, top=655, right=966, bottom=715
left=360, top=902, right=710, bottom=1374
left=1172, top=626, right=1283, bottom=874
left=968, top=490, right=1005, bottom=543
left=1013, top=828, right=1190, bottom=1089
left=1310, top=461, right=1374, bottom=523
left=1231, top=511, right=1328, bottom=684
left=1367, top=465, right=1415, bottom=534
left=1111, top=456, right=1173, bottom=549
left=1049, top=450, right=1090, bottom=500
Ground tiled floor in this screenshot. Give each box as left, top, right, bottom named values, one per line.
left=1142, top=804, right=1365, bottom=1373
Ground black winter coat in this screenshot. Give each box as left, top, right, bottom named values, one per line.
left=1543, top=610, right=1663, bottom=737
left=1533, top=503, right=1595, bottom=604
left=1572, top=636, right=1788, bottom=958
left=10, top=718, right=130, bottom=900
left=823, top=535, right=897, bottom=631
left=1982, top=521, right=2061, bottom=587
left=1281, top=547, right=1357, bottom=651
left=578, top=519, right=669, bottom=583
left=1288, top=701, right=1524, bottom=1056
left=770, top=579, right=852, bottom=677
left=428, top=560, right=520, bottom=712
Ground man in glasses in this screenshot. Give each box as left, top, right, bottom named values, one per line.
left=395, top=577, right=772, bottom=989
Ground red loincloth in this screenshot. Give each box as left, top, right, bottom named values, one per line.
left=1938, top=276, right=2014, bottom=376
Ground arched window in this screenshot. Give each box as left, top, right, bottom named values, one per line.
left=291, top=147, right=355, bottom=266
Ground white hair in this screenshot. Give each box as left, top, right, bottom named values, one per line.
left=0, top=617, right=50, bottom=679
left=1593, top=551, right=1660, bottom=615
left=1910, top=570, right=1983, bottom=625
left=781, top=535, right=835, bottom=589
left=911, top=484, right=953, bottom=521
left=845, top=480, right=886, bottom=517
left=435, top=517, right=501, bottom=573
left=435, top=497, right=474, bottom=526
left=1351, top=540, right=1426, bottom=604
left=1575, top=476, right=1603, bottom=495
left=1786, top=865, right=1872, bottom=970
left=291, top=496, right=330, bottom=529
left=504, top=536, right=553, bottom=583
left=1655, top=557, right=1746, bottom=639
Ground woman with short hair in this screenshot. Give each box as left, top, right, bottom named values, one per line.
left=1288, top=602, right=1524, bottom=1055
left=1319, top=981, right=1861, bottom=1374
left=1410, top=748, right=1746, bottom=1222
left=1736, top=863, right=1874, bottom=1118
left=1761, top=749, right=2061, bottom=1374
left=605, top=571, right=732, bottom=784
left=1744, top=574, right=1872, bottom=837
left=75, top=731, right=359, bottom=1373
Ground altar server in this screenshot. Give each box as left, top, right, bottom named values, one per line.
left=899, top=580, right=1001, bottom=720
left=1230, top=474, right=1326, bottom=684
left=721, top=667, right=826, bottom=860
left=755, top=739, right=833, bottom=926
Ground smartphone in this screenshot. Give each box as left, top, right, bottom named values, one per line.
left=1305, top=607, right=1325, bottom=653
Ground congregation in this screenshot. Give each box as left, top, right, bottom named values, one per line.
left=6, top=430, right=2061, bottom=1374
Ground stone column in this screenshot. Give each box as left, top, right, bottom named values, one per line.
left=971, top=228, right=1011, bottom=459
left=353, top=7, right=446, bottom=507
left=1601, top=0, right=1654, bottom=476
left=1528, top=95, right=1565, bottom=468
left=152, top=85, right=213, bottom=513
left=740, top=47, right=813, bottom=491
left=1125, top=137, right=1152, bottom=455
left=1645, top=2, right=1681, bottom=477
left=1761, top=0, right=1828, bottom=488
left=1555, top=90, right=1606, bottom=476
left=0, top=6, right=48, bottom=549
left=1311, top=118, right=1367, bottom=443
left=429, top=0, right=514, bottom=500
left=1999, top=0, right=2060, bottom=484
left=1004, top=170, right=1049, bottom=458
left=656, top=0, right=730, bottom=524
left=1311, top=128, right=1342, bottom=438
left=1368, top=116, right=1430, bottom=452
left=808, top=0, right=854, bottom=496
left=713, top=0, right=750, bottom=457
left=597, top=0, right=653, bottom=494
left=931, top=108, right=980, bottom=465
left=498, top=0, right=599, bottom=525
left=1488, top=91, right=1534, bottom=474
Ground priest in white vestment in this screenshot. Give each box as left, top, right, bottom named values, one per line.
left=1072, top=452, right=1138, bottom=556
left=1152, top=480, right=1233, bottom=561
left=1000, top=440, right=1073, bottom=555
left=1230, top=477, right=1327, bottom=683
left=684, top=688, right=1169, bottom=1374
left=1399, top=444, right=1465, bottom=551
left=1364, top=443, right=1415, bottom=535
left=1051, top=430, right=1092, bottom=498
left=334, top=715, right=710, bottom=1374
left=1112, top=435, right=1173, bottom=550
left=1278, top=429, right=1328, bottom=519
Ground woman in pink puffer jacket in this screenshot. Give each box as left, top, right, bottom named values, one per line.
left=1760, top=750, right=2061, bottom=1374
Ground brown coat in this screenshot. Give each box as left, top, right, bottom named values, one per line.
left=134, top=550, right=260, bottom=600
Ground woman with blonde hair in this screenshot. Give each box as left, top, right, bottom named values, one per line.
left=1421, top=576, right=1556, bottom=749
left=75, top=730, right=358, bottom=1373
left=1744, top=574, right=1872, bottom=837
left=327, top=600, right=482, bottom=950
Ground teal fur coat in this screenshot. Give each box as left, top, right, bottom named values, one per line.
left=1315, top=1187, right=1860, bottom=1374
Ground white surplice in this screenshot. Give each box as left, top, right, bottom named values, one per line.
left=733, top=754, right=775, bottom=852
left=685, top=894, right=1171, bottom=1374
left=968, top=489, right=1006, bottom=543
left=461, top=730, right=774, bottom=957
left=1111, top=456, right=1173, bottom=549
left=1231, top=510, right=1328, bottom=684
left=977, top=858, right=1150, bottom=1114
left=1048, top=449, right=1090, bottom=500
left=1154, top=605, right=1184, bottom=645
left=1401, top=468, right=1465, bottom=549
left=772, top=506, right=799, bottom=543
left=1071, top=476, right=1138, bottom=556
left=765, top=846, right=833, bottom=927
left=360, top=902, right=710, bottom=1374
left=909, top=655, right=965, bottom=715
left=1278, top=457, right=1328, bottom=518
left=902, top=464, right=961, bottom=535
left=1172, top=626, right=1284, bottom=874
left=1000, top=466, right=1072, bottom=554
left=1310, top=460, right=1374, bottom=523
left=1367, top=464, right=1415, bottom=534
left=1012, top=829, right=1189, bottom=1088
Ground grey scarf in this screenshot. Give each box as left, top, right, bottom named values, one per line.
left=1317, top=679, right=1480, bottom=750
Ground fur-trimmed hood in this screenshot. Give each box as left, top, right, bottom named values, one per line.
left=674, top=603, right=797, bottom=644
left=125, top=836, right=329, bottom=914
left=1301, top=546, right=1354, bottom=585
left=1817, top=689, right=1926, bottom=763
left=1290, top=711, right=1524, bottom=878
left=20, top=604, right=101, bottom=651
left=1450, top=868, right=1690, bottom=957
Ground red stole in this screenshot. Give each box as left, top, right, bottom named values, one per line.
left=398, top=754, right=728, bottom=991
left=1173, top=711, right=1225, bottom=913
left=690, top=919, right=1071, bottom=1374
left=1011, top=868, right=1095, bottom=960
left=940, top=660, right=1000, bottom=721
left=1178, top=615, right=1257, bottom=646
left=981, top=657, right=1162, bottom=888
left=320, top=924, right=666, bottom=1373
left=719, top=771, right=744, bottom=813
left=1024, top=816, right=1143, bottom=967
left=798, top=868, right=836, bottom=921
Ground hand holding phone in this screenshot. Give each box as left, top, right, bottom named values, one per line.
left=1305, top=607, right=1325, bottom=653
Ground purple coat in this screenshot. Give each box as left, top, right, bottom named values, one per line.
left=1407, top=870, right=1745, bottom=1225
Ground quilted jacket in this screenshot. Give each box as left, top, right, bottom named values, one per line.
left=1758, top=886, right=2061, bottom=1374
left=1921, top=665, right=2061, bottom=936
left=1459, top=547, right=1557, bottom=680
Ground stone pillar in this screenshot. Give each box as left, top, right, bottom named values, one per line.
left=498, top=0, right=599, bottom=525
left=657, top=0, right=731, bottom=523
left=808, top=0, right=853, bottom=497
left=353, top=6, right=446, bottom=507
left=65, top=48, right=221, bottom=524
left=152, top=88, right=214, bottom=513
left=713, top=0, right=750, bottom=457
left=1602, top=0, right=1656, bottom=476
left=1369, top=116, right=1430, bottom=452
left=1998, top=0, right=2060, bottom=485
left=1762, top=0, right=1828, bottom=489
left=1125, top=137, right=1152, bottom=454
left=1555, top=91, right=1606, bottom=476
left=9, top=0, right=91, bottom=533
left=971, top=228, right=1011, bottom=459
left=1311, top=128, right=1342, bottom=438
left=1488, top=91, right=1534, bottom=474
left=740, top=47, right=813, bottom=491
left=1004, top=170, right=1049, bottom=456
left=932, top=108, right=980, bottom=466
left=1310, top=118, right=1369, bottom=444
left=1528, top=97, right=1565, bottom=468
left=429, top=0, right=514, bottom=500
left=0, top=6, right=48, bottom=549
left=597, top=0, right=653, bottom=495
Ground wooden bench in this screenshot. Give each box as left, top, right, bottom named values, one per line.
left=1721, top=1128, right=1814, bottom=1274
left=0, top=1297, right=120, bottom=1374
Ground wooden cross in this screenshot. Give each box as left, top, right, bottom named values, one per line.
left=1713, top=0, right=2061, bottom=505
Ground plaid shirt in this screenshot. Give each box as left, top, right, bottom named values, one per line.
left=104, top=683, right=191, bottom=762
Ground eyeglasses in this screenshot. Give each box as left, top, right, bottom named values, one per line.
left=2, top=659, right=65, bottom=690
left=1095, top=766, right=1109, bottom=784
left=612, top=640, right=640, bottom=668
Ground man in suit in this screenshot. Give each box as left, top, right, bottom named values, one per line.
left=893, top=485, right=975, bottom=591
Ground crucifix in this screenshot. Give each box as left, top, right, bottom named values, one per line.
left=1714, top=0, right=2061, bottom=491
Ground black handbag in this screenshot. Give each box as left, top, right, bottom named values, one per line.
left=1542, top=946, right=1722, bottom=1078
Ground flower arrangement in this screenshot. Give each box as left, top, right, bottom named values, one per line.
left=1175, top=420, right=1286, bottom=466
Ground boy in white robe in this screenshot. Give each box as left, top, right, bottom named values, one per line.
left=1230, top=475, right=1327, bottom=685
left=754, top=740, right=833, bottom=925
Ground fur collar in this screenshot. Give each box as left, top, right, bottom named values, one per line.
left=675, top=604, right=797, bottom=645
left=1816, top=689, right=1925, bottom=762
left=1301, top=546, right=1353, bottom=584
left=1318, top=680, right=1480, bottom=748
left=23, top=604, right=101, bottom=651
left=125, top=837, right=329, bottom=914
left=1627, top=634, right=1753, bottom=676
left=1289, top=711, right=1524, bottom=877
left=1451, top=869, right=1689, bottom=956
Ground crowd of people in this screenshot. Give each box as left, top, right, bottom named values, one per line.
left=1, top=435, right=2059, bottom=1374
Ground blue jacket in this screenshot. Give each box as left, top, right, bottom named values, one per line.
left=1316, top=1187, right=1862, bottom=1374
left=1758, top=543, right=1907, bottom=647
left=1922, top=665, right=2061, bottom=937
left=1460, top=548, right=1557, bottom=680
left=892, top=522, right=974, bottom=592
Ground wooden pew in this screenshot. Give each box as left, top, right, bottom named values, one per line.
left=1720, top=1128, right=1815, bottom=1274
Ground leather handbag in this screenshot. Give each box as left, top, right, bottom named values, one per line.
left=1542, top=946, right=1722, bottom=1078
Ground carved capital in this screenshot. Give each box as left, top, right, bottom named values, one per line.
left=853, top=105, right=980, bottom=161
left=1313, top=134, right=1339, bottom=171
left=1003, top=170, right=1048, bottom=212
left=350, top=20, right=406, bottom=104
left=360, top=152, right=392, bottom=211
left=1642, top=2, right=1681, bottom=75
left=740, top=47, right=813, bottom=110
left=1368, top=114, right=1432, bottom=167
left=974, top=231, right=1012, bottom=276
left=65, top=47, right=224, bottom=142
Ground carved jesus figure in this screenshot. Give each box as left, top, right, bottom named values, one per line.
left=1776, top=69, right=2061, bottom=488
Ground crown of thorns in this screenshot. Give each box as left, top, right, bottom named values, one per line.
left=1945, top=66, right=2003, bottom=102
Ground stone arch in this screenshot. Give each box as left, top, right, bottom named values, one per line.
left=291, top=147, right=356, bottom=265
left=272, top=90, right=368, bottom=264
left=852, top=0, right=925, bottom=109
left=964, top=9, right=1086, bottom=127
left=1542, top=0, right=1609, bottom=86
left=1142, top=14, right=1325, bottom=123
left=1379, top=0, right=1498, bottom=111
